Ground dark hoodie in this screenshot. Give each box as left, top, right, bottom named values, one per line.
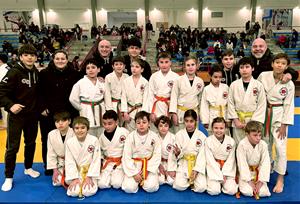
left=250, top=48, right=299, bottom=81
left=39, top=61, right=80, bottom=118
left=0, top=62, right=39, bottom=115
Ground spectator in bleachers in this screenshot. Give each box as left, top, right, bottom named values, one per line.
left=123, top=37, right=152, bottom=80
left=291, top=29, right=299, bottom=48
left=2, top=41, right=13, bottom=54
left=250, top=38, right=299, bottom=81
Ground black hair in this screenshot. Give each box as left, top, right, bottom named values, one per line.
left=84, top=58, right=100, bottom=68
left=134, top=111, right=150, bottom=122
left=0, top=53, right=8, bottom=63
left=112, top=55, right=125, bottom=64
left=154, top=115, right=172, bottom=128
left=221, top=49, right=234, bottom=59
left=103, top=110, right=118, bottom=121
left=128, top=37, right=141, bottom=48
left=209, top=63, right=223, bottom=76
left=18, top=44, right=37, bottom=56
left=238, top=57, right=254, bottom=68
left=211, top=117, right=227, bottom=128
left=53, top=111, right=71, bottom=122
left=53, top=50, right=68, bottom=60
left=184, top=109, right=198, bottom=121
left=272, top=53, right=290, bottom=65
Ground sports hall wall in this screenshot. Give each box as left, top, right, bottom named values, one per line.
left=0, top=0, right=300, bottom=32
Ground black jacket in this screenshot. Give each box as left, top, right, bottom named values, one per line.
left=39, top=61, right=80, bottom=118
left=93, top=51, right=113, bottom=78
left=221, top=64, right=240, bottom=86
left=123, top=55, right=152, bottom=81
left=0, top=62, right=40, bottom=115
left=250, top=49, right=299, bottom=81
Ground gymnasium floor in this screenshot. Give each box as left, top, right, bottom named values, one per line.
left=0, top=98, right=299, bottom=203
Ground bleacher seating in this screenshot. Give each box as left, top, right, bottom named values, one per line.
left=0, top=33, right=19, bottom=51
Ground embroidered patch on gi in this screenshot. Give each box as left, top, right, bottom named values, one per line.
left=253, top=88, right=258, bottom=96
left=226, top=144, right=233, bottom=152
left=140, top=84, right=145, bottom=92
left=223, top=91, right=228, bottom=99
left=196, top=139, right=202, bottom=147
left=166, top=144, right=172, bottom=152
left=151, top=139, right=155, bottom=146
left=99, top=88, right=104, bottom=94
left=167, top=80, right=174, bottom=88
left=196, top=83, right=202, bottom=90
left=87, top=145, right=95, bottom=153
left=119, top=135, right=126, bottom=143
left=279, top=87, right=288, bottom=96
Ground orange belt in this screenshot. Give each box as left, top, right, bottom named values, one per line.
left=133, top=157, right=151, bottom=186
left=264, top=103, right=283, bottom=137
left=61, top=169, right=69, bottom=189
left=215, top=159, right=226, bottom=169
left=249, top=165, right=260, bottom=200
left=102, top=156, right=122, bottom=170
left=151, top=95, right=170, bottom=115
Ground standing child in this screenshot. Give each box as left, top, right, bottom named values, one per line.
left=65, top=116, right=101, bottom=197
left=0, top=53, right=10, bottom=129
left=172, top=110, right=207, bottom=193
left=121, top=59, right=149, bottom=132
left=200, top=64, right=229, bottom=135
left=170, top=56, right=204, bottom=133
left=257, top=53, right=294, bottom=193
left=147, top=52, right=179, bottom=129
left=121, top=111, right=161, bottom=193
left=98, top=110, right=129, bottom=189
left=237, top=121, right=271, bottom=198
left=228, top=57, right=266, bottom=144
left=205, top=117, right=238, bottom=195
left=220, top=49, right=239, bottom=86
left=69, top=59, right=106, bottom=137
left=154, top=116, right=177, bottom=185
left=47, top=111, right=75, bottom=187
left=105, top=56, right=129, bottom=123
left=0, top=44, right=40, bottom=192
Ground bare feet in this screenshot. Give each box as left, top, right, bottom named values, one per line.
left=273, top=174, right=284, bottom=193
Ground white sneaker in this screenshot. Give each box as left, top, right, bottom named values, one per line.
left=24, top=168, right=40, bottom=178
left=1, top=178, right=13, bottom=192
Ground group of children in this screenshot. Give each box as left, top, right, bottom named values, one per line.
left=0, top=44, right=295, bottom=199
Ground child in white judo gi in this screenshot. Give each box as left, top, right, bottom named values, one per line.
left=105, top=56, right=128, bottom=123
left=154, top=115, right=176, bottom=185
left=172, top=109, right=207, bottom=193
left=200, top=64, right=229, bottom=135
left=98, top=110, right=129, bottom=189
left=121, top=111, right=161, bottom=193
left=257, top=53, right=295, bottom=193
left=69, top=59, right=106, bottom=137
left=147, top=52, right=179, bottom=129
left=169, top=56, right=204, bottom=133
left=205, top=117, right=238, bottom=195
left=47, top=111, right=75, bottom=188
left=121, top=58, right=149, bottom=132
left=65, top=116, right=101, bottom=197
left=228, top=57, right=266, bottom=144
left=237, top=121, right=271, bottom=198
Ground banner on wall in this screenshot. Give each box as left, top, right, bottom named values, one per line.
left=262, top=9, right=293, bottom=31
left=2, top=11, right=32, bottom=32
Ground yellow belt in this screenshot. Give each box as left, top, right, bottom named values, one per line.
left=209, top=105, right=227, bottom=118
left=78, top=164, right=90, bottom=198
left=237, top=111, right=253, bottom=123
left=183, top=154, right=196, bottom=183
left=177, top=105, right=198, bottom=112
left=133, top=157, right=151, bottom=186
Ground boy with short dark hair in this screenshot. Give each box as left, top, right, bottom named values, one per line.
left=0, top=44, right=40, bottom=192
left=220, top=49, right=239, bottom=86
left=237, top=121, right=271, bottom=198
left=121, top=111, right=161, bottom=193
left=47, top=111, right=75, bottom=187
left=105, top=56, right=128, bottom=119
left=98, top=110, right=129, bottom=189
left=65, top=116, right=101, bottom=197
left=257, top=53, right=295, bottom=193
left=228, top=57, right=266, bottom=144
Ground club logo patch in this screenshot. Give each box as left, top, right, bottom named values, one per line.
left=167, top=80, right=174, bottom=88
left=166, top=144, right=172, bottom=152
left=279, top=87, right=288, bottom=96
left=226, top=144, right=233, bottom=152
left=119, top=135, right=126, bottom=143
left=196, top=139, right=202, bottom=147
left=253, top=88, right=258, bottom=96
left=151, top=139, right=155, bottom=146
left=87, top=145, right=95, bottom=153
left=223, top=91, right=228, bottom=99
left=196, top=83, right=202, bottom=90
left=140, top=84, right=145, bottom=92
left=99, top=88, right=104, bottom=94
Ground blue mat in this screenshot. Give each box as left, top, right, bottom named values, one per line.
left=0, top=162, right=300, bottom=203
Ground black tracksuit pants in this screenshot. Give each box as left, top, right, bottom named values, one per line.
left=5, top=113, right=38, bottom=178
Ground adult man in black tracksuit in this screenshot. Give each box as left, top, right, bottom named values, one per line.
left=0, top=44, right=41, bottom=192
